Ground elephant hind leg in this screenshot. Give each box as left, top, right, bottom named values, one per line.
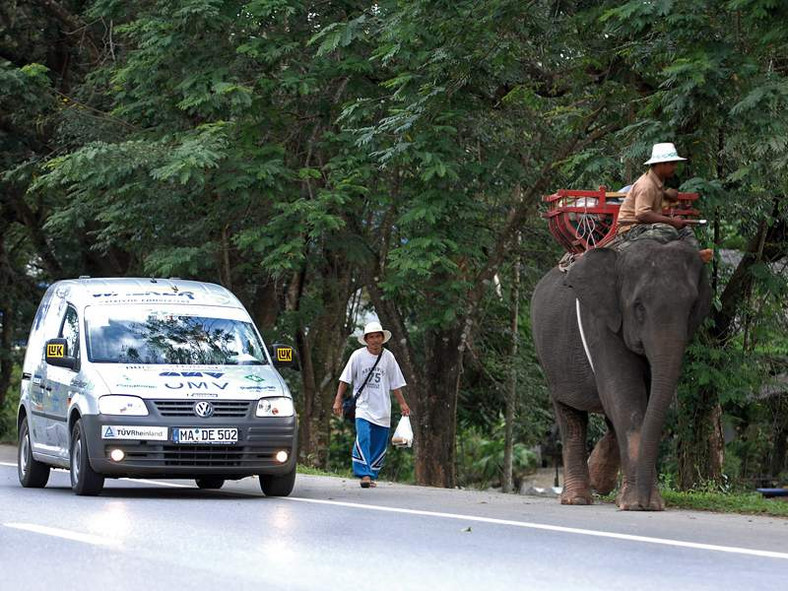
left=588, top=427, right=620, bottom=495
left=554, top=401, right=593, bottom=505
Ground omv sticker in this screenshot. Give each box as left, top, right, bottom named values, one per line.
left=160, top=371, right=224, bottom=378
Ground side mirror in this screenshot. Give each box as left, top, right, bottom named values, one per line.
left=271, top=344, right=299, bottom=371
left=45, top=338, right=78, bottom=370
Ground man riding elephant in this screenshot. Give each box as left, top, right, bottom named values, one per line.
left=614, top=142, right=713, bottom=264
left=532, top=239, right=711, bottom=510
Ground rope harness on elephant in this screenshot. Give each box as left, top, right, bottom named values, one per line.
left=575, top=298, right=596, bottom=374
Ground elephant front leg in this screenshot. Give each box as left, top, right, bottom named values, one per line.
left=616, top=481, right=665, bottom=511
left=554, top=402, right=593, bottom=505
left=615, top=429, right=665, bottom=511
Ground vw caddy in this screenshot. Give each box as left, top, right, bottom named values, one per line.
left=17, top=277, right=298, bottom=496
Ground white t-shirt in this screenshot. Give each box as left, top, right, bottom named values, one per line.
left=339, top=347, right=407, bottom=428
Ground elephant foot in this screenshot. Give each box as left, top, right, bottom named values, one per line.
left=616, top=483, right=665, bottom=511
left=588, top=432, right=620, bottom=495
left=560, top=488, right=593, bottom=505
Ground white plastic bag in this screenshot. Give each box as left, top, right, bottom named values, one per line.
left=391, top=416, right=413, bottom=448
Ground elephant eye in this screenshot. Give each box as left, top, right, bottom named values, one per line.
left=634, top=302, right=646, bottom=323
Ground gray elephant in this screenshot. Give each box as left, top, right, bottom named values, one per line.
left=531, top=239, right=711, bottom=510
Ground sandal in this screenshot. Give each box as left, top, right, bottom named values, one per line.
left=369, top=481, right=377, bottom=488
left=360, top=477, right=371, bottom=488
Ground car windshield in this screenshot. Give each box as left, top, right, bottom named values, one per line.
left=85, top=306, right=267, bottom=365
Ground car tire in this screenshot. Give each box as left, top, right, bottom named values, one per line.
left=18, top=418, right=50, bottom=488
left=70, top=419, right=105, bottom=496
left=259, top=467, right=296, bottom=497
left=195, top=477, right=225, bottom=489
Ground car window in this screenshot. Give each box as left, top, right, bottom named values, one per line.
left=59, top=305, right=80, bottom=359
left=85, top=307, right=267, bottom=365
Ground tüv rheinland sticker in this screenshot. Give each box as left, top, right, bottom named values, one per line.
left=101, top=425, right=168, bottom=441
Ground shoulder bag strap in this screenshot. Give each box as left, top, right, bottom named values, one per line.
left=352, top=351, right=384, bottom=402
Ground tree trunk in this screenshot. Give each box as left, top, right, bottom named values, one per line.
left=0, top=233, right=12, bottom=408
left=296, top=325, right=321, bottom=465
left=414, top=328, right=463, bottom=487
left=676, top=393, right=724, bottom=489
left=502, top=237, right=521, bottom=493
left=0, top=304, right=12, bottom=409
left=292, top=255, right=355, bottom=469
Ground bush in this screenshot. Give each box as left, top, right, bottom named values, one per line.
left=457, top=423, right=538, bottom=489
left=0, top=364, right=22, bottom=442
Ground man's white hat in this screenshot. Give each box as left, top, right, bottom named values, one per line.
left=644, top=142, right=687, bottom=165
left=357, top=321, right=392, bottom=346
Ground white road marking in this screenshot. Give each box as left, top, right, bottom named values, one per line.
left=283, top=497, right=788, bottom=561
left=4, top=522, right=120, bottom=547
left=120, top=478, right=191, bottom=488
left=0, top=461, right=17, bottom=467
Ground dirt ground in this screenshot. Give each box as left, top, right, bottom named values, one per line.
left=519, top=466, right=563, bottom=495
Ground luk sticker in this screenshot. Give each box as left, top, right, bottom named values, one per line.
left=244, top=374, right=265, bottom=383
left=101, top=426, right=168, bottom=441
left=276, top=347, right=294, bottom=363
left=47, top=343, right=65, bottom=358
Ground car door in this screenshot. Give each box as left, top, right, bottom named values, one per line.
left=26, top=289, right=60, bottom=455
left=46, top=305, right=82, bottom=459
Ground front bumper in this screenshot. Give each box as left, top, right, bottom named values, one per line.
left=81, top=412, right=297, bottom=479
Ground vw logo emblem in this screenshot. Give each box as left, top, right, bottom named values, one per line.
left=193, top=401, right=214, bottom=418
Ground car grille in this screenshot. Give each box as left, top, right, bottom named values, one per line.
left=153, top=400, right=253, bottom=418
left=119, top=445, right=272, bottom=467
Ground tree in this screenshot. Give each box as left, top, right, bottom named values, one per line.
left=600, top=0, right=788, bottom=488
left=329, top=0, right=627, bottom=485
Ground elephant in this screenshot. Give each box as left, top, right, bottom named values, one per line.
left=530, top=238, right=711, bottom=510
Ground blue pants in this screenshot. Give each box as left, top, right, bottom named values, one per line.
left=352, top=418, right=389, bottom=480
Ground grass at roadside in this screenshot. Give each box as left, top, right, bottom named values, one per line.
left=297, top=464, right=352, bottom=478
left=597, top=488, right=788, bottom=517
left=663, top=489, right=788, bottom=516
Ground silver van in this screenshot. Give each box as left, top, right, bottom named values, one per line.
left=16, top=277, right=299, bottom=496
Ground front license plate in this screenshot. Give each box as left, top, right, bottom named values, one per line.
left=172, top=428, right=238, bottom=445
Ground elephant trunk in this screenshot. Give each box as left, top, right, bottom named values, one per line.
left=637, top=337, right=686, bottom=507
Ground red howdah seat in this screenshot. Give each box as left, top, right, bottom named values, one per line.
left=543, top=186, right=701, bottom=254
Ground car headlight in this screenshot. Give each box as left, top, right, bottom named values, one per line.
left=99, top=395, right=149, bottom=416
left=256, top=397, right=295, bottom=417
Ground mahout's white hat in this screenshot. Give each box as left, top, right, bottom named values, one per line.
left=644, top=142, right=687, bottom=165
left=356, top=321, right=392, bottom=346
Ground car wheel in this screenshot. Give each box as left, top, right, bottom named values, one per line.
left=70, top=419, right=105, bottom=496
left=195, top=477, right=225, bottom=489
left=18, top=418, right=50, bottom=488
left=259, top=467, right=296, bottom=497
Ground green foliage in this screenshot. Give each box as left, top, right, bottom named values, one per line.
left=0, top=366, right=21, bottom=442
left=456, top=423, right=539, bottom=489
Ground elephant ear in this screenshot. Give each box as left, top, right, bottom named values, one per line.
left=566, top=248, right=621, bottom=334
left=689, top=266, right=712, bottom=336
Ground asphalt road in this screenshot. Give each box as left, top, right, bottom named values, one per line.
left=1, top=444, right=786, bottom=590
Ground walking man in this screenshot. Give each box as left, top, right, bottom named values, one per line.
left=333, top=321, right=410, bottom=488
